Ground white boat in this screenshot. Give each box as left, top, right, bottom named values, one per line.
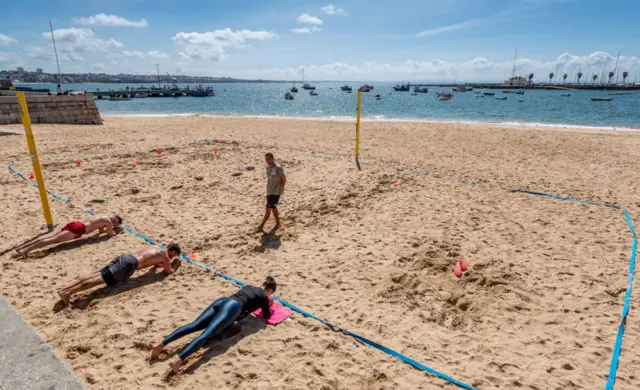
left=452, top=86, right=467, bottom=92
left=436, top=92, right=453, bottom=101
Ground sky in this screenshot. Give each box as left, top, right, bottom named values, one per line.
left=1, top=0, right=640, bottom=82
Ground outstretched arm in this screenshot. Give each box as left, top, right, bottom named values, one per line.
left=104, top=218, right=115, bottom=237
left=162, top=257, right=181, bottom=275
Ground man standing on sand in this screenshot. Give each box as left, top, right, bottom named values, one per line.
left=16, top=215, right=123, bottom=259
left=256, top=153, right=286, bottom=236
left=57, top=244, right=182, bottom=306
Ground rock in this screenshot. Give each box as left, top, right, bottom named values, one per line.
left=194, top=176, right=204, bottom=181
left=232, top=172, right=243, bottom=177
left=245, top=166, right=255, bottom=171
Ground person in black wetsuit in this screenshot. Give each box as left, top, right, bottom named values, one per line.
left=150, top=276, right=277, bottom=373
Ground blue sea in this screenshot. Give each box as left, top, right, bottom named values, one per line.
left=20, top=82, right=640, bottom=129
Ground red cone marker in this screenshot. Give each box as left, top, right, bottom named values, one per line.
left=460, top=256, right=468, bottom=272
left=29, top=171, right=35, bottom=180
left=157, top=148, right=162, bottom=155
left=76, top=158, right=81, bottom=165
left=454, top=261, right=463, bottom=277
left=132, top=161, right=137, bottom=167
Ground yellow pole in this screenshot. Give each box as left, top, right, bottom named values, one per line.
left=16, top=92, right=54, bottom=231
left=355, top=89, right=362, bottom=170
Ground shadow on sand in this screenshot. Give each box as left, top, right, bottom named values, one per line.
left=255, top=233, right=281, bottom=252
left=155, top=317, right=267, bottom=375
left=53, top=268, right=168, bottom=312
left=30, top=234, right=114, bottom=260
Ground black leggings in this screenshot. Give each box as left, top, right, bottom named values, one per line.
left=162, top=297, right=242, bottom=361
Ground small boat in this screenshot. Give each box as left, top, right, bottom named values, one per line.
left=358, top=86, right=371, bottom=92
left=374, top=94, right=381, bottom=100
left=310, top=90, right=318, bottom=96
left=290, top=84, right=298, bottom=93
left=483, top=92, right=495, bottom=96
left=591, top=97, right=612, bottom=102
left=284, top=92, right=294, bottom=100
left=515, top=90, right=525, bottom=95
left=413, top=86, right=428, bottom=93
left=362, top=84, right=374, bottom=90
left=496, top=97, right=507, bottom=100
left=340, top=85, right=352, bottom=92
left=302, top=83, right=316, bottom=90
left=191, top=90, right=214, bottom=97
left=452, top=86, right=467, bottom=92
left=393, top=83, right=410, bottom=92
left=560, top=93, right=571, bottom=97
left=466, top=87, right=473, bottom=91
left=436, top=92, right=453, bottom=101
left=518, top=100, right=525, bottom=102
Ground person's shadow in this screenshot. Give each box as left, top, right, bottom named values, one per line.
left=157, top=316, right=267, bottom=375
left=30, top=234, right=113, bottom=260
left=53, top=268, right=168, bottom=312
left=255, top=234, right=281, bottom=252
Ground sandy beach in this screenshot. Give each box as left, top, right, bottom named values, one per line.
left=1, top=116, right=639, bottom=389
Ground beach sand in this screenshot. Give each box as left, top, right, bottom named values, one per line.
left=1, top=116, right=639, bottom=389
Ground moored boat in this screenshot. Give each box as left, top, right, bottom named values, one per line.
left=393, top=82, right=410, bottom=92
left=413, top=86, right=428, bottom=93
left=284, top=92, right=294, bottom=100
left=436, top=92, right=453, bottom=101
left=591, top=97, right=612, bottom=102
left=340, top=85, right=352, bottom=92
left=483, top=92, right=495, bottom=96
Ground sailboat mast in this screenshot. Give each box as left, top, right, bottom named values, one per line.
left=511, top=48, right=518, bottom=79
left=49, top=21, right=63, bottom=87
left=613, top=50, right=620, bottom=84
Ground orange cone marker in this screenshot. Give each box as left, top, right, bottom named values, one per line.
left=454, top=261, right=463, bottom=277
left=460, top=256, right=468, bottom=272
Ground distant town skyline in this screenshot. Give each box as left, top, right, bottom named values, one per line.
left=1, top=0, right=640, bottom=82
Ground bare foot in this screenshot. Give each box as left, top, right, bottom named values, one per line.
left=267, top=224, right=281, bottom=236
left=254, top=226, right=265, bottom=234
left=150, top=343, right=165, bottom=360
left=169, top=358, right=183, bottom=374
left=17, top=248, right=29, bottom=259
left=57, top=291, right=70, bottom=306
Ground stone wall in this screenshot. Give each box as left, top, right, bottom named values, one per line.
left=0, top=94, right=102, bottom=125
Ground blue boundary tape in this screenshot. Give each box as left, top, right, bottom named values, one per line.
left=7, top=145, right=636, bottom=389
left=7, top=162, right=476, bottom=390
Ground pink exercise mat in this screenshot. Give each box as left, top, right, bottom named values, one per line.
left=254, top=302, right=293, bottom=325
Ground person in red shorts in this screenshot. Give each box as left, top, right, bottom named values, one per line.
left=16, top=214, right=123, bottom=259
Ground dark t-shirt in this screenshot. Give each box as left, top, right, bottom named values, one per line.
left=230, top=285, right=272, bottom=320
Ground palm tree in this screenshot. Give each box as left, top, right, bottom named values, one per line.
left=592, top=74, right=598, bottom=84
left=563, top=73, right=568, bottom=83
left=548, top=72, right=554, bottom=84
left=528, top=73, right=534, bottom=85
left=623, top=71, right=629, bottom=84
left=577, top=72, right=583, bottom=84
left=608, top=71, right=615, bottom=84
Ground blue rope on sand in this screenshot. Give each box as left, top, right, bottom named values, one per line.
left=8, top=143, right=636, bottom=389
left=7, top=162, right=476, bottom=390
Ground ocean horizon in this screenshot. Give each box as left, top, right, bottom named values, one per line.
left=21, top=82, right=640, bottom=129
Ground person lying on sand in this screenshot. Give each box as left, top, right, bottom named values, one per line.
left=255, top=152, right=286, bottom=236
left=150, top=276, right=276, bottom=374
left=57, top=244, right=181, bottom=306
left=16, top=214, right=123, bottom=259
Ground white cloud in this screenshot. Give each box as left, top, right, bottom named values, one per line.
left=122, top=50, right=170, bottom=59
left=26, top=46, right=84, bottom=62
left=235, top=51, right=640, bottom=82
left=417, top=12, right=508, bottom=37
left=0, top=51, right=20, bottom=65
left=43, top=28, right=122, bottom=52
left=93, top=63, right=105, bottom=71
left=297, top=14, right=323, bottom=25
left=172, top=29, right=277, bottom=61
left=73, top=14, right=148, bottom=27
left=291, top=27, right=321, bottom=34
left=321, top=4, right=347, bottom=15
left=0, top=33, right=17, bottom=45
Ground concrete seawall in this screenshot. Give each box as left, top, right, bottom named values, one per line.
left=0, top=94, right=102, bottom=125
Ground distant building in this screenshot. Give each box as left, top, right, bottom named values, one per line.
left=0, top=71, right=10, bottom=79
left=16, top=67, right=24, bottom=72
left=36, top=68, right=43, bottom=74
